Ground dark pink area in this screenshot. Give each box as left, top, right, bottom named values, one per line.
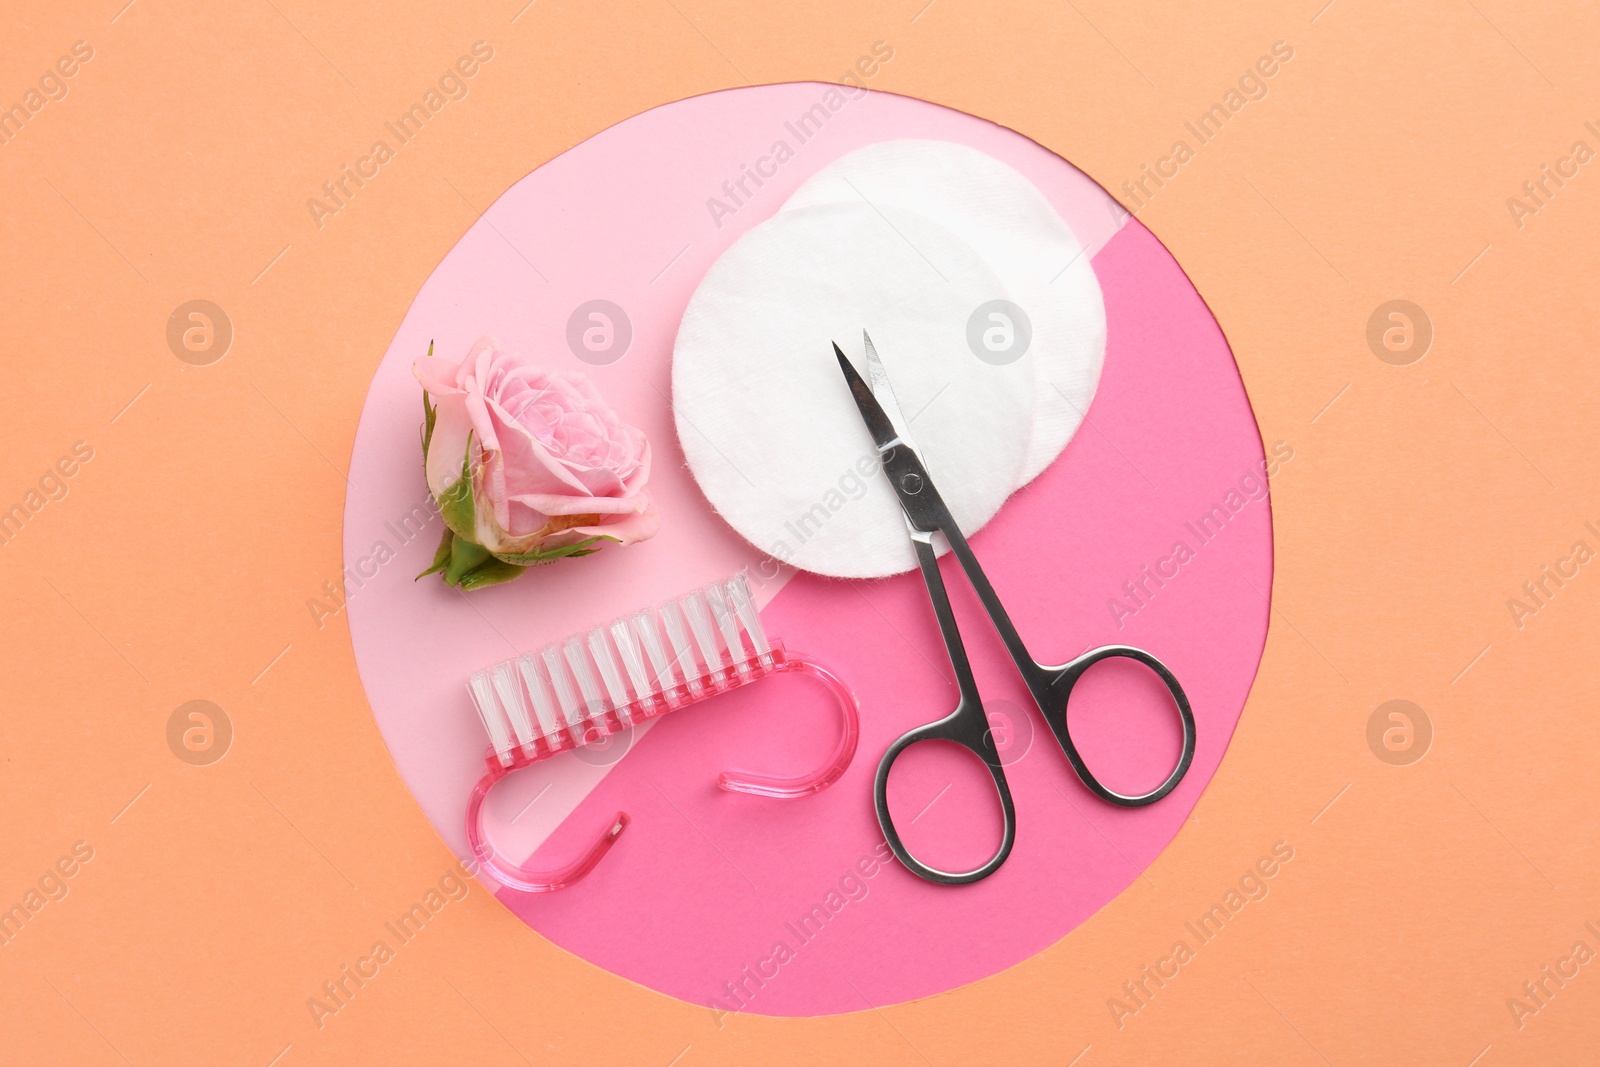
left=500, top=221, right=1270, bottom=1015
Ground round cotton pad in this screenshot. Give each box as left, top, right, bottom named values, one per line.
left=783, top=139, right=1106, bottom=483
left=672, top=201, right=1036, bottom=578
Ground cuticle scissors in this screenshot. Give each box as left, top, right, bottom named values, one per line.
left=834, top=331, right=1197, bottom=886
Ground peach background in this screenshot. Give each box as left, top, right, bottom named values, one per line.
left=4, top=1, right=1598, bottom=1064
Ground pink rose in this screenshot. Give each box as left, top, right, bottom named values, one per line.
left=413, top=336, right=659, bottom=589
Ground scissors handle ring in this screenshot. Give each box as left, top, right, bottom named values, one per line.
left=873, top=710, right=1017, bottom=886
left=1040, top=644, right=1197, bottom=808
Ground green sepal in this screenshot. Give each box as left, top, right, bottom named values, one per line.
left=491, top=535, right=620, bottom=566
left=454, top=556, right=530, bottom=591
left=443, top=534, right=491, bottom=585
left=415, top=525, right=454, bottom=580
left=420, top=341, right=437, bottom=454
left=417, top=527, right=530, bottom=590
left=421, top=393, right=436, bottom=454
left=437, top=434, right=476, bottom=541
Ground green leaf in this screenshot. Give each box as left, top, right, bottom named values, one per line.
left=443, top=533, right=490, bottom=585
left=491, top=535, right=620, bottom=567
left=415, top=525, right=454, bottom=580
left=437, top=434, right=475, bottom=541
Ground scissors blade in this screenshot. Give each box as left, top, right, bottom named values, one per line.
left=833, top=341, right=903, bottom=454
left=861, top=330, right=912, bottom=442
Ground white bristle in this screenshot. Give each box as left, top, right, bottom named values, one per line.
left=468, top=669, right=515, bottom=766
left=610, top=616, right=652, bottom=703
left=681, top=590, right=725, bottom=673
left=589, top=627, right=633, bottom=725
left=490, top=660, right=536, bottom=755
left=541, top=644, right=586, bottom=738
left=632, top=610, right=676, bottom=693
left=706, top=582, right=748, bottom=674
left=728, top=573, right=772, bottom=666
left=658, top=599, right=703, bottom=691
left=467, top=573, right=779, bottom=761
left=518, top=652, right=563, bottom=741
left=564, top=635, right=609, bottom=724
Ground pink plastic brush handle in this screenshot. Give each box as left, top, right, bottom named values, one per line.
left=465, top=768, right=628, bottom=894
left=718, top=652, right=860, bottom=799
left=466, top=648, right=859, bottom=892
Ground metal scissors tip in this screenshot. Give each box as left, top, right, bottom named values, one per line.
left=834, top=338, right=900, bottom=452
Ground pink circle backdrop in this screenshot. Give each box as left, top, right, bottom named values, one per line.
left=344, top=84, right=1272, bottom=1016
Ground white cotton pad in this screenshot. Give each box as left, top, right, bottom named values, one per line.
left=672, top=200, right=1037, bottom=578
left=783, top=139, right=1106, bottom=483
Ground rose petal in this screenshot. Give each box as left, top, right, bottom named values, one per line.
left=413, top=356, right=465, bottom=395
left=461, top=381, right=505, bottom=457
left=485, top=395, right=591, bottom=497
left=569, top=505, right=660, bottom=546
left=500, top=497, right=553, bottom=541
left=510, top=491, right=649, bottom=516
left=424, top=395, right=474, bottom=499
left=475, top=446, right=515, bottom=533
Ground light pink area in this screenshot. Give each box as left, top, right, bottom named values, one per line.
left=345, top=84, right=1269, bottom=1017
